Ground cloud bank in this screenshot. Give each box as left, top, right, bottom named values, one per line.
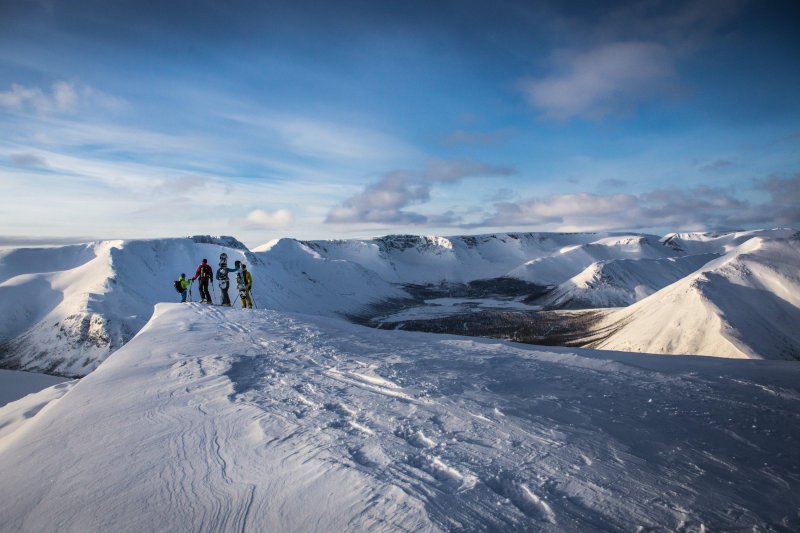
left=471, top=174, right=800, bottom=232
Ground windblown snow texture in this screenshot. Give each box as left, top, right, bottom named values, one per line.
left=1, top=304, right=798, bottom=531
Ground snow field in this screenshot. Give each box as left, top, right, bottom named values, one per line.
left=1, top=304, right=799, bottom=531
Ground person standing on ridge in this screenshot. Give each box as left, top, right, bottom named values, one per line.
left=216, top=253, right=237, bottom=307
left=235, top=260, right=253, bottom=309
left=193, top=258, right=214, bottom=304
left=176, top=273, right=192, bottom=303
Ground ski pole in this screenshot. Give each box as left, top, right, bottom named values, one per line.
left=189, top=280, right=194, bottom=302
left=249, top=290, right=258, bottom=309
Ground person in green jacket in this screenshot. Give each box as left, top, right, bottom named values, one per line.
left=177, top=273, right=193, bottom=303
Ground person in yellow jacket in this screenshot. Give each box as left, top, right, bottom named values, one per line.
left=234, top=261, right=253, bottom=309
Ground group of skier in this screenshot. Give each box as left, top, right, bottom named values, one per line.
left=174, top=253, right=254, bottom=308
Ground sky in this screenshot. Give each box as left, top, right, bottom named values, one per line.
left=1, top=0, right=799, bottom=247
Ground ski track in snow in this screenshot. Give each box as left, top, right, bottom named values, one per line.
left=1, top=303, right=800, bottom=531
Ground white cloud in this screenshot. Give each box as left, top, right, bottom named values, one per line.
left=326, top=160, right=513, bottom=225
left=521, top=0, right=750, bottom=121
left=522, top=41, right=676, bottom=120
left=0, top=81, right=123, bottom=115
left=242, top=208, right=295, bottom=229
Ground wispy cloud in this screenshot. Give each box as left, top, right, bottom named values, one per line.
left=223, top=112, right=417, bottom=163
left=522, top=41, right=677, bottom=120
left=523, top=0, right=748, bottom=120
left=696, top=159, right=735, bottom=172
left=326, top=159, right=513, bottom=225
left=0, top=81, right=125, bottom=115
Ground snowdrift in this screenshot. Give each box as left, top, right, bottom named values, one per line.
left=1, top=303, right=799, bottom=531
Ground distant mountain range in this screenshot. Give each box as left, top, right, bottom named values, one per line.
left=1, top=228, right=798, bottom=376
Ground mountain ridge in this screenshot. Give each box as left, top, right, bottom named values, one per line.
left=1, top=228, right=798, bottom=376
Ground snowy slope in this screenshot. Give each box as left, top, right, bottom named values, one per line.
left=508, top=234, right=678, bottom=286
left=536, top=253, right=718, bottom=308
left=593, top=234, right=800, bottom=359
left=1, top=304, right=799, bottom=531
left=661, top=227, right=797, bottom=255
left=0, top=236, right=401, bottom=376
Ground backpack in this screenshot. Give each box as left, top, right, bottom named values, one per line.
left=174, top=279, right=183, bottom=293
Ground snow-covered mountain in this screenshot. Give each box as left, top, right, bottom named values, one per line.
left=1, top=229, right=798, bottom=376
left=2, top=229, right=800, bottom=530
left=300, top=232, right=647, bottom=284
left=661, top=227, right=797, bottom=255
left=2, top=304, right=799, bottom=531
left=0, top=236, right=401, bottom=376
left=533, top=253, right=718, bottom=308
left=591, top=234, right=800, bottom=359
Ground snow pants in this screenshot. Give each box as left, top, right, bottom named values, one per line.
left=198, top=279, right=212, bottom=303
left=180, top=290, right=188, bottom=303
left=220, top=286, right=231, bottom=306
left=240, top=288, right=253, bottom=309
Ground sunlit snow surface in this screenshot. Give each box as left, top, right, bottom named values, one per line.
left=1, top=304, right=798, bottom=531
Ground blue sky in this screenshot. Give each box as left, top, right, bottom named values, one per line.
left=1, top=0, right=798, bottom=247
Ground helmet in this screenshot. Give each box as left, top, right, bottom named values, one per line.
left=202, top=258, right=207, bottom=264
left=181, top=273, right=186, bottom=277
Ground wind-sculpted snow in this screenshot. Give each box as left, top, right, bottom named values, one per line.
left=1, top=304, right=799, bottom=531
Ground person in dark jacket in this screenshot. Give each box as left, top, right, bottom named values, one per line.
left=193, top=259, right=214, bottom=304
